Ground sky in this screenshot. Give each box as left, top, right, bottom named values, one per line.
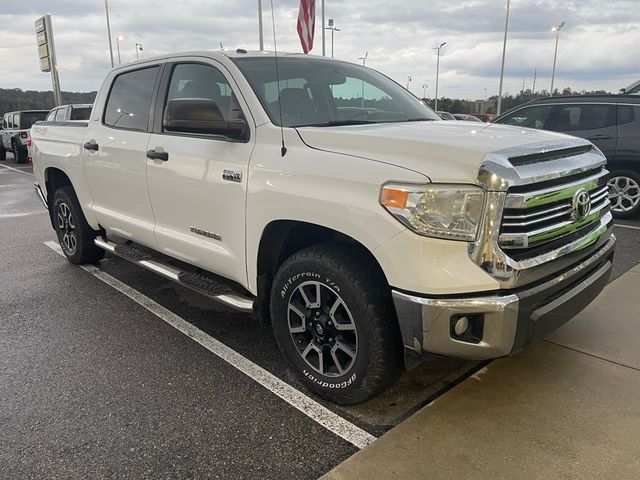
left=0, top=0, right=638, bottom=100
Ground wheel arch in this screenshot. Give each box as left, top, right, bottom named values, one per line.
left=44, top=167, right=74, bottom=228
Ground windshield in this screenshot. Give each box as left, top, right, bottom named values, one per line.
left=20, top=111, right=48, bottom=129
left=233, top=57, right=440, bottom=127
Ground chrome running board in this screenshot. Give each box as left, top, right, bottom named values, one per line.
left=94, top=237, right=255, bottom=313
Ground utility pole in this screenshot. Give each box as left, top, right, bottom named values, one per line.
left=258, top=0, right=264, bottom=50
left=422, top=84, right=428, bottom=99
left=434, top=42, right=446, bottom=111
left=406, top=76, right=412, bottom=91
left=532, top=67, right=537, bottom=93
left=104, top=0, right=114, bottom=67
left=325, top=19, right=340, bottom=58
left=497, top=0, right=510, bottom=115
left=321, top=0, right=325, bottom=56
left=116, top=35, right=123, bottom=64
left=135, top=43, right=143, bottom=60
left=550, top=21, right=565, bottom=96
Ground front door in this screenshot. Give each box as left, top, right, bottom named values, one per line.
left=82, top=65, right=161, bottom=246
left=146, top=60, right=254, bottom=287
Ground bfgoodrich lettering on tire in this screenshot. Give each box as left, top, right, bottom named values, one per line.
left=270, top=244, right=403, bottom=405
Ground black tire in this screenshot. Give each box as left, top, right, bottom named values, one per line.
left=608, top=170, right=640, bottom=219
left=12, top=141, right=27, bottom=164
left=52, top=186, right=105, bottom=264
left=0, top=144, right=6, bottom=161
left=270, top=244, right=403, bottom=405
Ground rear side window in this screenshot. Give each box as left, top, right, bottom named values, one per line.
left=46, top=110, right=57, bottom=122
left=554, top=104, right=616, bottom=131
left=20, top=112, right=48, bottom=129
left=55, top=108, right=67, bottom=122
left=104, top=66, right=159, bottom=130
left=71, top=107, right=91, bottom=120
left=499, top=105, right=553, bottom=130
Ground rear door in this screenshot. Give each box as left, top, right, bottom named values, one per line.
left=549, top=103, right=618, bottom=159
left=145, top=59, right=254, bottom=286
left=82, top=65, right=161, bottom=246
left=615, top=105, right=640, bottom=164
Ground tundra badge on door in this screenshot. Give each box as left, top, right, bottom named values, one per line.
left=222, top=169, right=242, bottom=183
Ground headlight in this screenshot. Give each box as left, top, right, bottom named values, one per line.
left=380, top=183, right=486, bottom=241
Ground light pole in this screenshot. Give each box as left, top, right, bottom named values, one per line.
left=358, top=52, right=368, bottom=108
left=497, top=0, right=510, bottom=115
left=325, top=19, right=340, bottom=58
left=406, top=76, right=412, bottom=91
left=422, top=84, right=428, bottom=99
left=116, top=35, right=123, bottom=64
left=550, top=21, right=565, bottom=96
left=258, top=0, right=264, bottom=50
left=135, top=43, right=143, bottom=60
left=321, top=0, right=325, bottom=56
left=434, top=42, right=446, bottom=111
left=104, top=0, right=114, bottom=67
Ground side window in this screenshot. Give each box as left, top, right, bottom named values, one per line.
left=46, top=109, right=57, bottom=122
left=55, top=108, right=67, bottom=122
left=618, top=105, right=635, bottom=125
left=104, top=66, right=159, bottom=130
left=13, top=114, right=20, bottom=129
left=499, top=106, right=553, bottom=129
left=165, top=63, right=242, bottom=123
left=555, top=104, right=616, bottom=131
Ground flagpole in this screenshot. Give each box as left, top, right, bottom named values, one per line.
left=258, top=0, right=264, bottom=51
left=321, top=0, right=325, bottom=56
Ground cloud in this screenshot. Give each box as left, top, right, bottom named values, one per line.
left=0, top=0, right=638, bottom=98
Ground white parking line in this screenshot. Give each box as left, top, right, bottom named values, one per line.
left=0, top=163, right=34, bottom=176
left=43, top=240, right=377, bottom=450
left=614, top=223, right=640, bottom=231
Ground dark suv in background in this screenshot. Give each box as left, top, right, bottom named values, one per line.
left=494, top=95, right=640, bottom=218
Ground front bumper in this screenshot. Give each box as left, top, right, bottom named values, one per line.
left=392, top=234, right=615, bottom=360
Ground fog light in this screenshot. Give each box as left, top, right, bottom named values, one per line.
left=454, top=316, right=470, bottom=336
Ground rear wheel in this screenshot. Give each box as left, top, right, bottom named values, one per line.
left=12, top=141, right=27, bottom=164
left=270, top=244, right=403, bottom=405
left=608, top=170, right=640, bottom=218
left=53, top=186, right=105, bottom=264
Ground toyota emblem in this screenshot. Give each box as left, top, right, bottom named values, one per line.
left=571, top=188, right=591, bottom=221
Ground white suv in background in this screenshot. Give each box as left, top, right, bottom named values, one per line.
left=1, top=110, right=49, bottom=163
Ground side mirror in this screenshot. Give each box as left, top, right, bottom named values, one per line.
left=163, top=98, right=247, bottom=139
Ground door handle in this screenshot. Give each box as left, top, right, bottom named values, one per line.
left=146, top=149, right=168, bottom=161
left=83, top=141, right=99, bottom=151
left=588, top=135, right=611, bottom=140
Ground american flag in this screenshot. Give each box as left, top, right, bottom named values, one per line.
left=296, top=0, right=315, bottom=54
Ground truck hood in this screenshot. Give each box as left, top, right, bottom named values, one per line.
left=295, top=121, right=577, bottom=183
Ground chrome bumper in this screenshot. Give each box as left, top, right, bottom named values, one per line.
left=34, top=183, right=48, bottom=209
left=393, top=234, right=615, bottom=361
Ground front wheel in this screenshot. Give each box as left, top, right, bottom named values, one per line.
left=608, top=170, right=640, bottom=219
left=270, top=244, right=403, bottom=405
left=52, top=186, right=105, bottom=264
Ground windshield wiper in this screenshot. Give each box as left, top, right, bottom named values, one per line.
left=405, top=117, right=437, bottom=122
left=293, top=120, right=378, bottom=127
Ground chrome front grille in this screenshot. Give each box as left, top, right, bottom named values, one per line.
left=499, top=168, right=610, bottom=253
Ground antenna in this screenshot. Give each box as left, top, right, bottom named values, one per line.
left=270, top=0, right=287, bottom=157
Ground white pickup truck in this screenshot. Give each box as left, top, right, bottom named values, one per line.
left=31, top=51, right=616, bottom=404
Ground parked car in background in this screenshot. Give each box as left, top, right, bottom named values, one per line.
left=45, top=104, right=93, bottom=122
left=494, top=95, right=640, bottom=218
left=453, top=113, right=483, bottom=122
left=473, top=113, right=494, bottom=122
left=436, top=111, right=456, bottom=120
left=1, top=110, right=49, bottom=163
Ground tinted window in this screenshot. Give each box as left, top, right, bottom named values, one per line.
left=499, top=105, right=553, bottom=129
left=46, top=109, right=57, bottom=122
left=554, top=104, right=615, bottom=131
left=165, top=63, right=240, bottom=122
left=20, top=111, right=48, bottom=129
left=70, top=107, right=91, bottom=120
left=618, top=105, right=635, bottom=125
left=233, top=57, right=440, bottom=127
left=104, top=67, right=159, bottom=130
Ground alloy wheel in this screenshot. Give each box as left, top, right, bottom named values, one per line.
left=287, top=281, right=358, bottom=377
left=608, top=175, right=640, bottom=214
left=57, top=202, right=77, bottom=255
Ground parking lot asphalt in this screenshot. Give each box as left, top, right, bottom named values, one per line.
left=1, top=158, right=639, bottom=479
